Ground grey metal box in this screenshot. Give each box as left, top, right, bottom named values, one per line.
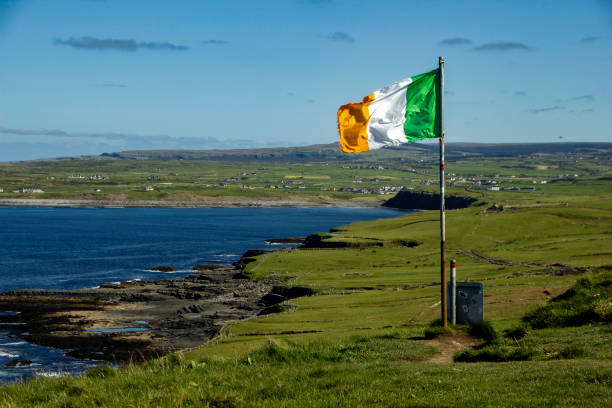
left=447, top=282, right=483, bottom=324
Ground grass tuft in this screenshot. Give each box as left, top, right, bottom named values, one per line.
left=241, top=332, right=437, bottom=366
left=455, top=344, right=537, bottom=362
left=467, top=320, right=498, bottom=342
left=523, top=273, right=612, bottom=329
left=503, top=326, right=529, bottom=340
left=86, top=364, right=117, bottom=379
left=557, top=345, right=588, bottom=359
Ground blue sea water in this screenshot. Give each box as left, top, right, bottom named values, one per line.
left=0, top=206, right=404, bottom=383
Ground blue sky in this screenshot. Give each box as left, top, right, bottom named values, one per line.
left=0, top=0, right=610, bottom=161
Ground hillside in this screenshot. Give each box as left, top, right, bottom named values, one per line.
left=38, top=142, right=612, bottom=163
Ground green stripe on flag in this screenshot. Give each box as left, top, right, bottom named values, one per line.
left=403, top=68, right=441, bottom=142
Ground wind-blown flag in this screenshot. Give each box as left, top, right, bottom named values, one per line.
left=338, top=69, right=441, bottom=153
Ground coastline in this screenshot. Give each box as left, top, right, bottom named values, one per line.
left=0, top=198, right=382, bottom=209
left=0, top=255, right=296, bottom=364
left=0, top=205, right=403, bottom=381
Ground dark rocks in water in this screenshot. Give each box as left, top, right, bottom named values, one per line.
left=0, top=248, right=317, bottom=364
left=5, top=360, right=32, bottom=367
left=192, top=264, right=227, bottom=271
left=241, top=249, right=277, bottom=258
left=265, top=236, right=306, bottom=245
left=0, top=264, right=275, bottom=362
left=300, top=234, right=348, bottom=249
left=147, top=265, right=174, bottom=272
left=382, top=191, right=477, bottom=210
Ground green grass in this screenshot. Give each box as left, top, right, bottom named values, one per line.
left=1, top=328, right=611, bottom=407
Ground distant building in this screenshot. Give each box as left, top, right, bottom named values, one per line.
left=22, top=188, right=44, bottom=193
left=145, top=186, right=154, bottom=191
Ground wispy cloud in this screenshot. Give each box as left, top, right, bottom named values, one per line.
left=581, top=108, right=595, bottom=113
left=324, top=32, right=355, bottom=43
left=527, top=105, right=565, bottom=114
left=444, top=90, right=455, bottom=96
left=579, top=36, right=601, bottom=44
left=202, top=39, right=229, bottom=45
left=473, top=42, right=531, bottom=51
left=102, top=83, right=127, bottom=88
left=554, top=94, right=595, bottom=104
left=514, top=91, right=526, bottom=96
left=0, top=126, right=309, bottom=161
left=439, top=37, right=471, bottom=46
left=54, top=37, right=190, bottom=52
left=0, top=125, right=299, bottom=152
left=571, top=94, right=595, bottom=102
left=0, top=126, right=216, bottom=145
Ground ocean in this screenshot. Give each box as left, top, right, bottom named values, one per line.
left=0, top=206, right=404, bottom=383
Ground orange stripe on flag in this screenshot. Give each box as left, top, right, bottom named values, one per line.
left=337, top=93, right=374, bottom=153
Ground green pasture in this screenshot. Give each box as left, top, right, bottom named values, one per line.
left=1, top=148, right=610, bottom=205
left=193, top=200, right=610, bottom=362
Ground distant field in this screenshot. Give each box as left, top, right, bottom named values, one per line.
left=1, top=144, right=609, bottom=206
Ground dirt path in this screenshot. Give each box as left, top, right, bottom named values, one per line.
left=425, top=334, right=481, bottom=363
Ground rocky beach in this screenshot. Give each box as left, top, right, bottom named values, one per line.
left=0, top=249, right=311, bottom=364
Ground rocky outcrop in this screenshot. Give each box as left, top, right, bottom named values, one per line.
left=0, top=248, right=321, bottom=363
left=0, top=264, right=275, bottom=362
left=264, top=237, right=306, bottom=245
left=147, top=265, right=175, bottom=272
left=300, top=234, right=350, bottom=249
left=382, top=191, right=477, bottom=210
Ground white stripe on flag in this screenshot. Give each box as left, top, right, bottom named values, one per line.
left=366, top=77, right=413, bottom=149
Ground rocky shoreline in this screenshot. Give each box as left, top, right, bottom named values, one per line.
left=0, top=249, right=311, bottom=363
left=0, top=198, right=381, bottom=209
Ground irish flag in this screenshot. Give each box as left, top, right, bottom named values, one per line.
left=337, top=69, right=441, bottom=153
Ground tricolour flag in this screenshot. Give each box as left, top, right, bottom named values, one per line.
left=337, top=69, right=441, bottom=153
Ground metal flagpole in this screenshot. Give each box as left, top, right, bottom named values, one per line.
left=439, top=56, right=447, bottom=327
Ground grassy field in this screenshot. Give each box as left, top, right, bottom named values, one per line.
left=0, top=150, right=611, bottom=407
left=0, top=147, right=609, bottom=205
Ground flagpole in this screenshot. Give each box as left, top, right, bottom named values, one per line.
left=439, top=56, right=447, bottom=328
